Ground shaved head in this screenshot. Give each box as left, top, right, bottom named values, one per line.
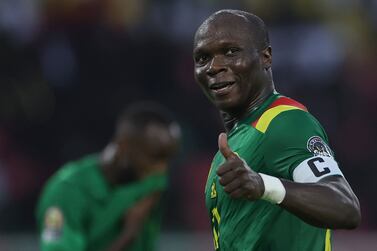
left=193, top=9, right=274, bottom=121
left=195, top=9, right=269, bottom=52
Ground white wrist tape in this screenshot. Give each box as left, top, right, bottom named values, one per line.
left=259, top=173, right=286, bottom=204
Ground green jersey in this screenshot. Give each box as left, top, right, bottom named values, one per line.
left=205, top=93, right=338, bottom=251
left=36, top=154, right=167, bottom=251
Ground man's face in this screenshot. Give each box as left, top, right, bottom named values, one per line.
left=193, top=15, right=264, bottom=112
left=115, top=123, right=180, bottom=180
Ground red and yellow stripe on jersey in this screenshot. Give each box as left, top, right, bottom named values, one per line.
left=252, top=96, right=308, bottom=133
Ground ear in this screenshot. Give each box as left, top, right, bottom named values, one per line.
left=261, top=46, right=272, bottom=70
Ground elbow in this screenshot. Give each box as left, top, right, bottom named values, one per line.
left=346, top=204, right=361, bottom=229
left=343, top=210, right=361, bottom=229
left=328, top=179, right=361, bottom=229
left=340, top=198, right=361, bottom=229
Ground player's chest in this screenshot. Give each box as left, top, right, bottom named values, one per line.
left=205, top=125, right=265, bottom=206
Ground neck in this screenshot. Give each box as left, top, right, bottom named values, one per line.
left=222, top=83, right=275, bottom=132
left=244, top=84, right=274, bottom=117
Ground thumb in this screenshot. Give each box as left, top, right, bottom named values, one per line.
left=218, top=133, right=237, bottom=160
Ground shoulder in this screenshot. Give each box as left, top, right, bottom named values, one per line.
left=255, top=97, right=332, bottom=178
left=252, top=96, right=325, bottom=138
left=53, top=154, right=99, bottom=185
left=268, top=109, right=324, bottom=139
left=38, top=173, right=86, bottom=209
left=36, top=169, right=90, bottom=226
left=253, top=96, right=329, bottom=156
left=39, top=155, right=98, bottom=204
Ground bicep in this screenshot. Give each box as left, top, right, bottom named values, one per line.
left=38, top=183, right=88, bottom=251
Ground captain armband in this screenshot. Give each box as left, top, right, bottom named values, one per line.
left=293, top=156, right=344, bottom=183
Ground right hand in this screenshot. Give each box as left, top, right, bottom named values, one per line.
left=217, top=133, right=265, bottom=200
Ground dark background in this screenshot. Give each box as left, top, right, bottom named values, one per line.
left=0, top=0, right=376, bottom=247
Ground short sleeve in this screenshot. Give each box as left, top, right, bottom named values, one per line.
left=36, top=182, right=88, bottom=251
left=262, top=109, right=332, bottom=180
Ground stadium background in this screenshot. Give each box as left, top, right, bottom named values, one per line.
left=0, top=0, right=376, bottom=250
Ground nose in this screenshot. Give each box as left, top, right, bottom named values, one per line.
left=206, top=56, right=226, bottom=77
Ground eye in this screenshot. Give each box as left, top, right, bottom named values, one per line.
left=195, top=53, right=210, bottom=65
left=225, top=47, right=239, bottom=56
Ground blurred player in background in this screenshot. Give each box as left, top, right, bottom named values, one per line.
left=36, top=102, right=181, bottom=251
left=193, top=10, right=361, bottom=250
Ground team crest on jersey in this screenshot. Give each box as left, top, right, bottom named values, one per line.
left=307, top=136, right=332, bottom=157
left=42, top=207, right=64, bottom=242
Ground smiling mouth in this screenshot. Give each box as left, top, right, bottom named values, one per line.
left=209, top=82, right=235, bottom=93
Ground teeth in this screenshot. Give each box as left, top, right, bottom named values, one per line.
left=211, top=82, right=233, bottom=90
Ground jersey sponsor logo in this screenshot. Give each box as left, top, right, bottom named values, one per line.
left=42, top=207, right=64, bottom=242
left=307, top=136, right=332, bottom=157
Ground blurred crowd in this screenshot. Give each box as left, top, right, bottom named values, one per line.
left=0, top=0, right=376, bottom=233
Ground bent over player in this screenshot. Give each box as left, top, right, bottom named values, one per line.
left=193, top=9, right=360, bottom=251
left=36, top=102, right=181, bottom=251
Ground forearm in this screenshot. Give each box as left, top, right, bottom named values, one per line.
left=105, top=193, right=161, bottom=251
left=279, top=176, right=360, bottom=229
left=105, top=228, right=138, bottom=251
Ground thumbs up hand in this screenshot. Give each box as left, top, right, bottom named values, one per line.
left=217, top=133, right=265, bottom=200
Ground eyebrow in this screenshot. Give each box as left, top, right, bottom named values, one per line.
left=194, top=39, right=240, bottom=54
left=193, top=48, right=205, bottom=56
left=193, top=43, right=208, bottom=56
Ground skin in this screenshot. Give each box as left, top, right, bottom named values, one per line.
left=106, top=193, right=161, bottom=251
left=100, top=121, right=180, bottom=251
left=101, top=122, right=180, bottom=184
left=193, top=11, right=274, bottom=120
left=193, top=10, right=361, bottom=229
